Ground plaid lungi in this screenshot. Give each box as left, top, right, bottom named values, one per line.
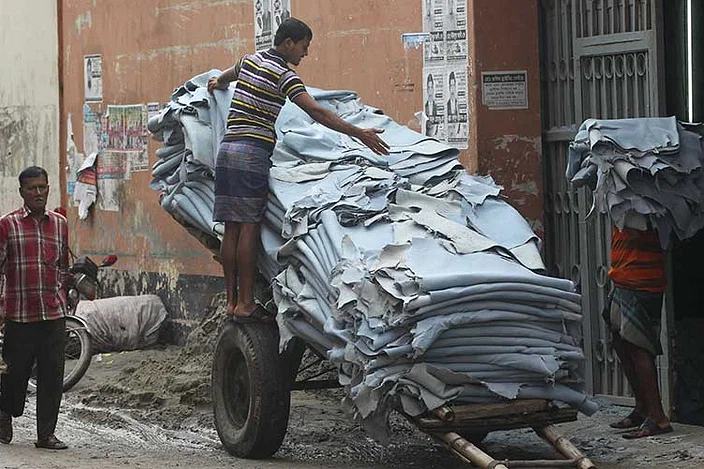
left=606, top=287, right=664, bottom=356
left=213, top=140, right=272, bottom=223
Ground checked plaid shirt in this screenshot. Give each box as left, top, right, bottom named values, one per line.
left=0, top=206, right=69, bottom=322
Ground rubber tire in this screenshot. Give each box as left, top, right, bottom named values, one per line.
left=212, top=319, right=291, bottom=459
left=61, top=317, right=93, bottom=391
left=28, top=317, right=93, bottom=393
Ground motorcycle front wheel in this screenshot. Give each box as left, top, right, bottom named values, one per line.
left=28, top=316, right=93, bottom=392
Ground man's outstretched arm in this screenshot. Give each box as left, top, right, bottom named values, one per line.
left=292, top=92, right=390, bottom=156
left=207, top=60, right=243, bottom=93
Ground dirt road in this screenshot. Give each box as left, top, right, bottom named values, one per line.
left=2, top=308, right=704, bottom=469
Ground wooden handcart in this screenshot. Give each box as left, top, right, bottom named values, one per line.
left=176, top=217, right=595, bottom=468
left=210, top=320, right=597, bottom=469
left=414, top=400, right=595, bottom=469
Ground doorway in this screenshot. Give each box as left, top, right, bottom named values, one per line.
left=662, top=0, right=703, bottom=425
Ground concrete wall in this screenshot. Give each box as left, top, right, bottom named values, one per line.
left=0, top=1, right=60, bottom=215
left=59, top=0, right=544, bottom=340
left=468, top=0, right=544, bottom=235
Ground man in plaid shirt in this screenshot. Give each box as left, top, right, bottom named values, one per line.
left=0, top=166, right=69, bottom=450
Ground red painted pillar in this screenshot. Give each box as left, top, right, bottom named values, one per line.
left=466, top=0, right=544, bottom=236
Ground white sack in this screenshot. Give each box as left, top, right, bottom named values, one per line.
left=75, top=295, right=168, bottom=353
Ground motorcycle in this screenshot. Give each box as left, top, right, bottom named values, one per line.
left=0, top=252, right=118, bottom=392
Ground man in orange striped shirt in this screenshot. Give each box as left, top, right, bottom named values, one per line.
left=605, top=227, right=673, bottom=438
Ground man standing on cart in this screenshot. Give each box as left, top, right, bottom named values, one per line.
left=605, top=226, right=674, bottom=439
left=208, top=17, right=389, bottom=322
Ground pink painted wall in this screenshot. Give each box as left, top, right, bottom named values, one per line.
left=59, top=0, right=544, bottom=279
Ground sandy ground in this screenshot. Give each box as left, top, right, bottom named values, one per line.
left=3, top=304, right=704, bottom=469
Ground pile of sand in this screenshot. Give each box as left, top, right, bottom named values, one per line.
left=77, top=293, right=228, bottom=429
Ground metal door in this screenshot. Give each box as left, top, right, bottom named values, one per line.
left=540, top=0, right=666, bottom=402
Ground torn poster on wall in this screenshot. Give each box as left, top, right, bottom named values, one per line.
left=106, top=104, right=149, bottom=174
left=255, top=0, right=291, bottom=51
left=84, top=55, right=103, bottom=102
left=273, top=0, right=291, bottom=30
left=147, top=102, right=161, bottom=121
left=422, top=0, right=445, bottom=65
left=97, top=179, right=121, bottom=212
left=97, top=150, right=128, bottom=180
left=66, top=114, right=82, bottom=198
left=421, top=0, right=469, bottom=149
left=446, top=64, right=468, bottom=146
left=423, top=67, right=445, bottom=140
left=106, top=105, right=147, bottom=152
left=74, top=151, right=98, bottom=220
left=83, top=104, right=105, bottom=160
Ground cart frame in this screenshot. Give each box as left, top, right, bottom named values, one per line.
left=210, top=320, right=597, bottom=469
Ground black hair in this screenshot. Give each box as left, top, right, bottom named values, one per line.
left=19, top=166, right=48, bottom=186
left=274, top=17, right=312, bottom=46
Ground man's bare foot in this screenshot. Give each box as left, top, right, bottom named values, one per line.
left=229, top=304, right=276, bottom=323
left=232, top=304, right=256, bottom=318
left=225, top=303, right=236, bottom=317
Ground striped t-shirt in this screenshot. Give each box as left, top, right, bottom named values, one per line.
left=223, top=48, right=306, bottom=147
left=608, top=227, right=666, bottom=293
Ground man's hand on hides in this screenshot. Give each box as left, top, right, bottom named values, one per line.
left=207, top=77, right=227, bottom=94
left=356, top=128, right=390, bottom=156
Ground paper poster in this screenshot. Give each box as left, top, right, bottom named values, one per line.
left=446, top=29, right=467, bottom=62
left=423, top=68, right=445, bottom=140
left=106, top=105, right=147, bottom=152
left=147, top=102, right=161, bottom=121
left=444, top=0, right=467, bottom=31
left=84, top=55, right=103, bottom=102
left=77, top=152, right=98, bottom=184
left=127, top=150, right=149, bottom=172
left=255, top=0, right=292, bottom=51
left=421, top=0, right=469, bottom=148
left=254, top=0, right=274, bottom=51
left=83, top=104, right=103, bottom=159
left=424, top=31, right=445, bottom=64
left=445, top=65, right=469, bottom=148
left=422, top=0, right=444, bottom=32
left=97, top=150, right=128, bottom=180
left=105, top=104, right=148, bottom=174
left=97, top=179, right=122, bottom=212
left=66, top=114, right=81, bottom=197
left=273, top=0, right=291, bottom=30
left=74, top=152, right=98, bottom=218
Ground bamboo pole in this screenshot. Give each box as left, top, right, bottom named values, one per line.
left=434, top=405, right=455, bottom=422
left=535, top=425, right=597, bottom=469
left=435, top=432, right=509, bottom=469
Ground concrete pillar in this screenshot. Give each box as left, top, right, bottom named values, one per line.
left=467, top=0, right=544, bottom=234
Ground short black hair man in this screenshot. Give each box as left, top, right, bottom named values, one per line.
left=0, top=166, right=69, bottom=450
left=208, top=18, right=389, bottom=322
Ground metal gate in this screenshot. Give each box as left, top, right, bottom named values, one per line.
left=540, top=0, right=665, bottom=401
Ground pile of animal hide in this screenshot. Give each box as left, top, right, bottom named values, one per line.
left=148, top=71, right=597, bottom=439
left=567, top=117, right=704, bottom=247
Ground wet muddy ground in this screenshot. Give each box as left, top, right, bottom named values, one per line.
left=3, top=307, right=704, bottom=469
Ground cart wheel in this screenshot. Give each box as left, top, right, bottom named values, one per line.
left=212, top=319, right=291, bottom=459
left=457, top=430, right=488, bottom=445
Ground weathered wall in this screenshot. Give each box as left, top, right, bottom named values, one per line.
left=0, top=0, right=60, bottom=215
left=468, top=0, right=544, bottom=235
left=59, top=0, right=544, bottom=340
left=60, top=0, right=428, bottom=338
